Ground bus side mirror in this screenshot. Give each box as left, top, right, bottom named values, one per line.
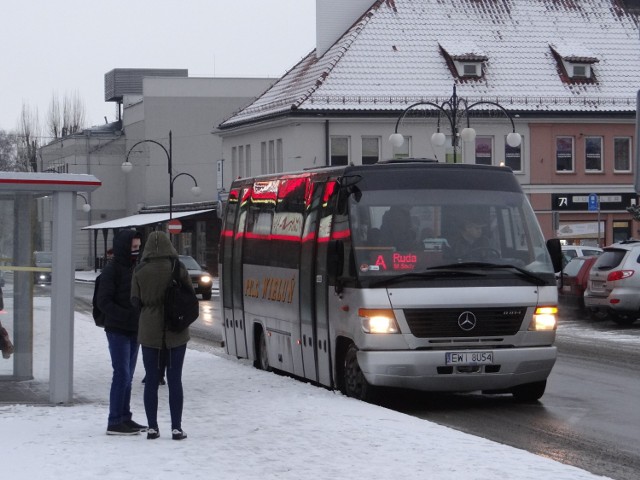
left=327, top=240, right=344, bottom=283
left=546, top=238, right=563, bottom=273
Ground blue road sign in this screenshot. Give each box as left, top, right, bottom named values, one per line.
left=588, top=193, right=599, bottom=211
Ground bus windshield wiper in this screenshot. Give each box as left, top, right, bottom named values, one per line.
left=427, top=262, right=547, bottom=286
left=369, top=269, right=484, bottom=287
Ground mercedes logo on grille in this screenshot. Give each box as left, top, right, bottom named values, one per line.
left=458, top=311, right=477, bottom=331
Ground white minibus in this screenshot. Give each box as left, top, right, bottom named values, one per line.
left=219, top=160, right=562, bottom=402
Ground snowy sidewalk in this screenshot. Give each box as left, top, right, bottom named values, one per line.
left=0, top=300, right=610, bottom=480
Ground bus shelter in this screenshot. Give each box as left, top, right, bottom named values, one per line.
left=0, top=172, right=100, bottom=404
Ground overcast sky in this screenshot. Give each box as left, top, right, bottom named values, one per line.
left=0, top=0, right=316, bottom=135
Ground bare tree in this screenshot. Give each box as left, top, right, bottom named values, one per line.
left=69, top=90, right=86, bottom=134
left=47, top=93, right=61, bottom=139
left=15, top=103, right=41, bottom=172
left=0, top=129, right=18, bottom=171
left=48, top=90, right=85, bottom=139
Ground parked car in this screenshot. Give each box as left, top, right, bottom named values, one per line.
left=558, top=255, right=599, bottom=314
left=561, top=245, right=602, bottom=268
left=179, top=255, right=213, bottom=300
left=584, top=240, right=640, bottom=325
left=34, top=251, right=52, bottom=284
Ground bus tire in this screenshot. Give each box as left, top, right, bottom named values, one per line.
left=254, top=329, right=271, bottom=372
left=343, top=344, right=375, bottom=402
left=511, top=380, right=546, bottom=402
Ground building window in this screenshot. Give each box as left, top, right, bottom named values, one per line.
left=245, top=144, right=251, bottom=177
left=330, top=136, right=349, bottom=166
left=475, top=137, right=493, bottom=165
left=393, top=136, right=411, bottom=159
left=261, top=142, right=267, bottom=174
left=231, top=146, right=238, bottom=180
left=614, top=137, right=632, bottom=172
left=505, top=135, right=523, bottom=172
left=585, top=136, right=603, bottom=172
left=556, top=137, right=574, bottom=172
left=362, top=137, right=380, bottom=165
left=276, top=139, right=283, bottom=172
left=268, top=140, right=275, bottom=173
left=238, top=145, right=244, bottom=178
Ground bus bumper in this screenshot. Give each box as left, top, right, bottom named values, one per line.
left=357, top=346, right=557, bottom=392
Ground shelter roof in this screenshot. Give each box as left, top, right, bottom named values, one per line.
left=82, top=209, right=213, bottom=230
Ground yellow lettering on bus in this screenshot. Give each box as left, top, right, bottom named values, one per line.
left=262, top=277, right=272, bottom=299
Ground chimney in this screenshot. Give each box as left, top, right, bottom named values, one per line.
left=316, top=0, right=373, bottom=58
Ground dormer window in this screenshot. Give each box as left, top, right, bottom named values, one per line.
left=570, top=64, right=589, bottom=79
left=549, top=42, right=598, bottom=82
left=459, top=62, right=481, bottom=77
left=439, top=41, right=487, bottom=80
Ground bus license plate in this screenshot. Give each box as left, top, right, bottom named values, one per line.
left=445, top=351, right=494, bottom=365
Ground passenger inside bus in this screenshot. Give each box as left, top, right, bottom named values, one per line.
left=379, top=206, right=417, bottom=251
left=447, top=215, right=494, bottom=260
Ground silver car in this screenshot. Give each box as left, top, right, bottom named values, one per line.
left=583, top=240, right=640, bottom=325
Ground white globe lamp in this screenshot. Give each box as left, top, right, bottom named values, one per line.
left=460, top=127, right=477, bottom=142
left=506, top=132, right=522, bottom=148
left=389, top=133, right=405, bottom=148
left=431, top=131, right=446, bottom=147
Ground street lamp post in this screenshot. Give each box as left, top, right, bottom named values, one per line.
left=389, top=85, right=521, bottom=162
left=122, top=130, right=201, bottom=220
left=76, top=193, right=91, bottom=213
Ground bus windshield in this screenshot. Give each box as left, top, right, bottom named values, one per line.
left=348, top=187, right=554, bottom=280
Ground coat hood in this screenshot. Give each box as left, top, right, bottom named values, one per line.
left=141, top=231, right=178, bottom=261
left=112, top=229, right=140, bottom=265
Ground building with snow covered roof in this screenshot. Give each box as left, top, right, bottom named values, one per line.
left=217, top=0, right=640, bottom=245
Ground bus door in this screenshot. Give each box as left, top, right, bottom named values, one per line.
left=314, top=180, right=339, bottom=386
left=299, top=180, right=324, bottom=382
left=230, top=187, right=251, bottom=358
left=221, top=188, right=240, bottom=357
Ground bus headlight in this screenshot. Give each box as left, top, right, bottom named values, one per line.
left=530, top=306, right=557, bottom=331
left=359, top=309, right=400, bottom=334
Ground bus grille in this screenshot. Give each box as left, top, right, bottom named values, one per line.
left=403, top=307, right=526, bottom=338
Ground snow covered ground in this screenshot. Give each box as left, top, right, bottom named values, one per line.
left=0, top=281, right=612, bottom=480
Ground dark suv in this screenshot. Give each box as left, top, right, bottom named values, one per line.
left=179, top=255, right=213, bottom=300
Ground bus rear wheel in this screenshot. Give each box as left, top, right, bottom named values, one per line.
left=342, top=344, right=375, bottom=402
left=254, top=329, right=271, bottom=372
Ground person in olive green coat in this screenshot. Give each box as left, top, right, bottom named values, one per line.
left=131, top=231, right=193, bottom=441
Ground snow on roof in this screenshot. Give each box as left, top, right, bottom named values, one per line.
left=220, top=0, right=640, bottom=128
left=438, top=40, right=488, bottom=61
left=549, top=41, right=599, bottom=63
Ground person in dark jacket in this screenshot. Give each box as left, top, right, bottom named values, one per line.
left=131, top=231, right=193, bottom=441
left=97, top=229, right=147, bottom=436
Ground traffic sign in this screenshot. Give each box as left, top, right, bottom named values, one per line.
left=168, top=219, right=182, bottom=234
left=588, top=193, right=599, bottom=212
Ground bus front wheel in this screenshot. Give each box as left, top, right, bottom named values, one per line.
left=511, top=380, right=546, bottom=402
left=342, top=344, right=375, bottom=402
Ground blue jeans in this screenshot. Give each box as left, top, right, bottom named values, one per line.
left=142, top=344, right=186, bottom=431
left=106, top=331, right=139, bottom=426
